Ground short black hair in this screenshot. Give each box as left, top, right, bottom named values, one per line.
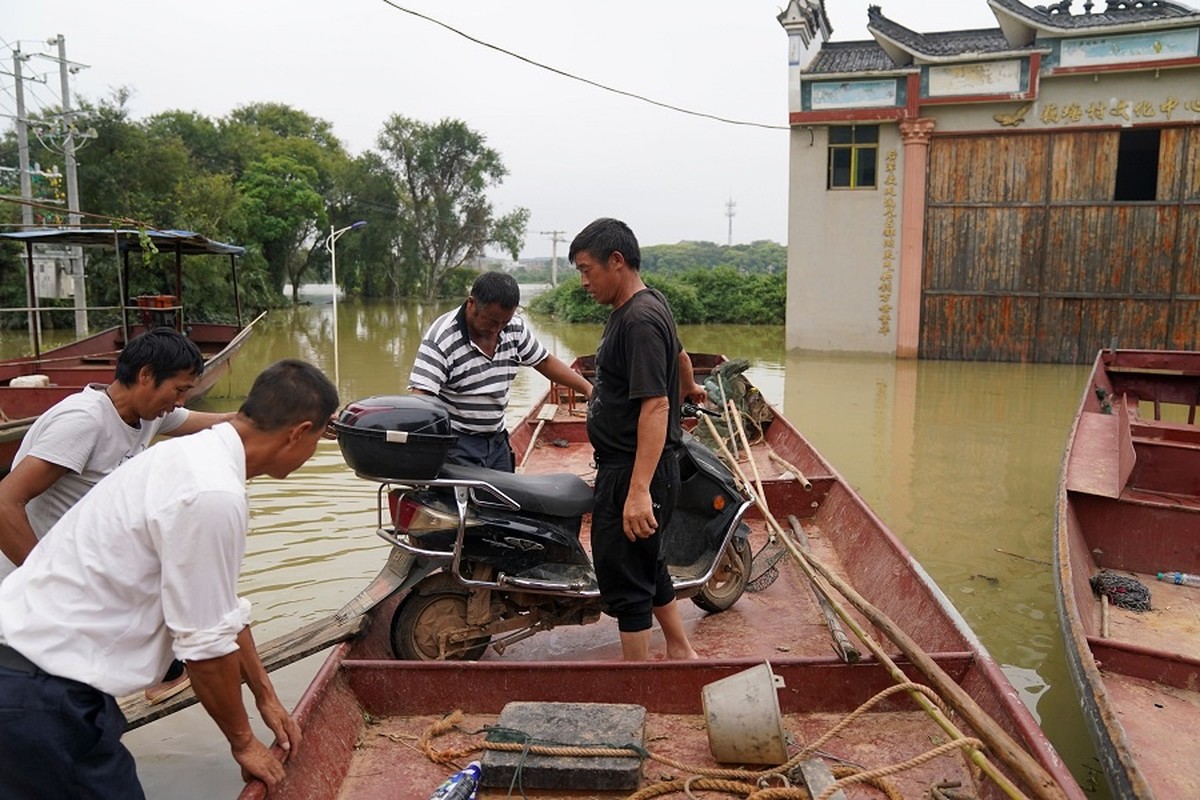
left=568, top=218, right=640, bottom=270
left=470, top=271, right=520, bottom=309
left=239, top=360, right=339, bottom=432
left=114, top=327, right=205, bottom=386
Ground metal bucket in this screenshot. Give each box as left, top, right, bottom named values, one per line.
left=701, top=661, right=788, bottom=765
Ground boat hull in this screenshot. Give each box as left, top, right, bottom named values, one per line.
left=233, top=354, right=1083, bottom=799
left=1055, top=348, right=1200, bottom=800
left=0, top=312, right=265, bottom=472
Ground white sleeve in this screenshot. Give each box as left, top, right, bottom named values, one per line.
left=153, top=487, right=250, bottom=661
left=155, top=406, right=191, bottom=435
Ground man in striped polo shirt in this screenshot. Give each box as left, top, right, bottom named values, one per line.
left=409, top=271, right=593, bottom=470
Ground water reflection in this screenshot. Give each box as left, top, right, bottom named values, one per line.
left=0, top=299, right=1107, bottom=797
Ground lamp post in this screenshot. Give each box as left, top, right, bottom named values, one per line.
left=323, top=220, right=367, bottom=389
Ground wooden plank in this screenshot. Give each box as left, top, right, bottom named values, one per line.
left=119, top=613, right=368, bottom=730
left=1066, top=408, right=1136, bottom=498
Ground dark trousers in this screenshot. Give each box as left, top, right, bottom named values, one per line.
left=446, top=430, right=515, bottom=471
left=591, top=454, right=680, bottom=632
left=0, top=650, right=144, bottom=800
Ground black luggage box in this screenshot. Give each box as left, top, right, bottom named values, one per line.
left=332, top=395, right=456, bottom=479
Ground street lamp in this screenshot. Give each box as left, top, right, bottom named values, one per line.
left=323, top=220, right=367, bottom=389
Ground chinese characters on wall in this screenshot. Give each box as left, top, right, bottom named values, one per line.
left=1039, top=94, right=1200, bottom=125
left=879, top=149, right=898, bottom=336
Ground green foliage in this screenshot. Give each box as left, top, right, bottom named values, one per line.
left=641, top=240, right=786, bottom=275
left=530, top=267, right=785, bottom=325
left=528, top=277, right=610, bottom=323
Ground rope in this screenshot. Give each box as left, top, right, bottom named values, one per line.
left=1090, top=570, right=1152, bottom=612
left=418, top=681, right=986, bottom=800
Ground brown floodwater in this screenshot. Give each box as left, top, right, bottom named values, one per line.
left=0, top=297, right=1108, bottom=798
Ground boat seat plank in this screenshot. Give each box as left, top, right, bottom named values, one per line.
left=1066, top=410, right=1135, bottom=499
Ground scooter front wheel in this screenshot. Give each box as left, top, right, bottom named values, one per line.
left=692, top=537, right=752, bottom=613
left=391, top=584, right=491, bottom=661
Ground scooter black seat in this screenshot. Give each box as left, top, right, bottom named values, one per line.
left=439, top=464, right=594, bottom=518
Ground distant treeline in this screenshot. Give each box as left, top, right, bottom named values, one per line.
left=529, top=241, right=786, bottom=325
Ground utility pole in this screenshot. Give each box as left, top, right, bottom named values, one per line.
left=725, top=197, right=737, bottom=247
left=538, top=230, right=566, bottom=287
left=11, top=46, right=39, bottom=346
left=48, top=34, right=88, bottom=337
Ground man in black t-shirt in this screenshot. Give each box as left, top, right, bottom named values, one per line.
left=569, top=217, right=706, bottom=661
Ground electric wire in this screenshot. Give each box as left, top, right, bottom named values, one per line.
left=378, top=0, right=788, bottom=132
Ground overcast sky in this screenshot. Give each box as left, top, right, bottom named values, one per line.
left=3, top=0, right=1003, bottom=258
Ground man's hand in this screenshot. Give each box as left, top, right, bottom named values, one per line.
left=682, top=382, right=707, bottom=405
left=233, top=737, right=286, bottom=789
left=257, top=694, right=302, bottom=756
left=623, top=486, right=658, bottom=541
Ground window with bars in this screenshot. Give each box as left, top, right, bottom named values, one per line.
left=828, top=125, right=878, bottom=189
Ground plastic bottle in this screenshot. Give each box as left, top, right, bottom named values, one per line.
left=1157, top=571, right=1200, bottom=588
left=427, top=761, right=481, bottom=800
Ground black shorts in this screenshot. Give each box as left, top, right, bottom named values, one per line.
left=591, top=453, right=679, bottom=632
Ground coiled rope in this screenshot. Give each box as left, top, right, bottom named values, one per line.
left=418, top=681, right=986, bottom=799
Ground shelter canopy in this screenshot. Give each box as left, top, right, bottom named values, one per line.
left=0, top=228, right=245, bottom=256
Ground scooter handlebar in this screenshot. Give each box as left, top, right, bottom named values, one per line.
left=682, top=402, right=722, bottom=419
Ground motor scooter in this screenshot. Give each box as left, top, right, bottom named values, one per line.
left=335, top=399, right=753, bottom=660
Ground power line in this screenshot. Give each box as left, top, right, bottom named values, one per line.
left=378, top=1, right=788, bottom=132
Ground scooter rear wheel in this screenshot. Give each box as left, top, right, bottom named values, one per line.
left=391, top=587, right=491, bottom=661
left=692, top=537, right=751, bottom=613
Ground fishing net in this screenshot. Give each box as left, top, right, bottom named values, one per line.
left=1090, top=570, right=1152, bottom=612
left=693, top=358, right=784, bottom=592
left=746, top=536, right=788, bottom=593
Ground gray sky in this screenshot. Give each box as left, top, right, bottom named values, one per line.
left=3, top=0, right=1000, bottom=257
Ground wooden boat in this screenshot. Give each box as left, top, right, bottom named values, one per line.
left=1054, top=349, right=1200, bottom=799
left=217, top=353, right=1080, bottom=799
left=0, top=228, right=265, bottom=471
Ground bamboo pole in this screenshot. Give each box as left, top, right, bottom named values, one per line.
left=728, top=400, right=766, bottom=502
left=767, top=450, right=813, bottom=492
left=778, top=515, right=1067, bottom=800
left=723, top=408, right=854, bottom=661
left=698, top=413, right=1057, bottom=800
left=787, top=518, right=860, bottom=662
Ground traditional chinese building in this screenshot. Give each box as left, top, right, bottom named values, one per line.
left=778, top=0, right=1200, bottom=361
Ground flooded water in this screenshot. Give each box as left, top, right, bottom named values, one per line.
left=0, top=299, right=1107, bottom=798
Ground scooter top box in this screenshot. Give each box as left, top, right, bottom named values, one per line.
left=332, top=395, right=457, bottom=479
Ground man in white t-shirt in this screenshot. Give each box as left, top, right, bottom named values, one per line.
left=0, top=327, right=233, bottom=582
left=0, top=359, right=339, bottom=798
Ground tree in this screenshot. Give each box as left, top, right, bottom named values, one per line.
left=236, top=154, right=324, bottom=302
left=376, top=115, right=529, bottom=300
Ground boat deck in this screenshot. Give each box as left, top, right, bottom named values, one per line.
left=335, top=708, right=980, bottom=800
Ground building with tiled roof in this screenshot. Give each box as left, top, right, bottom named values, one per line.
left=778, top=0, right=1200, bottom=361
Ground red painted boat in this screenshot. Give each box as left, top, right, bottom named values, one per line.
left=232, top=354, right=1082, bottom=800
left=1055, top=349, right=1200, bottom=799
left=0, top=228, right=266, bottom=471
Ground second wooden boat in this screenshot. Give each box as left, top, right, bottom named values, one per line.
left=1055, top=348, right=1200, bottom=799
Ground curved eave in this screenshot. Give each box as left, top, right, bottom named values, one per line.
left=868, top=25, right=1044, bottom=66
left=989, top=0, right=1200, bottom=41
